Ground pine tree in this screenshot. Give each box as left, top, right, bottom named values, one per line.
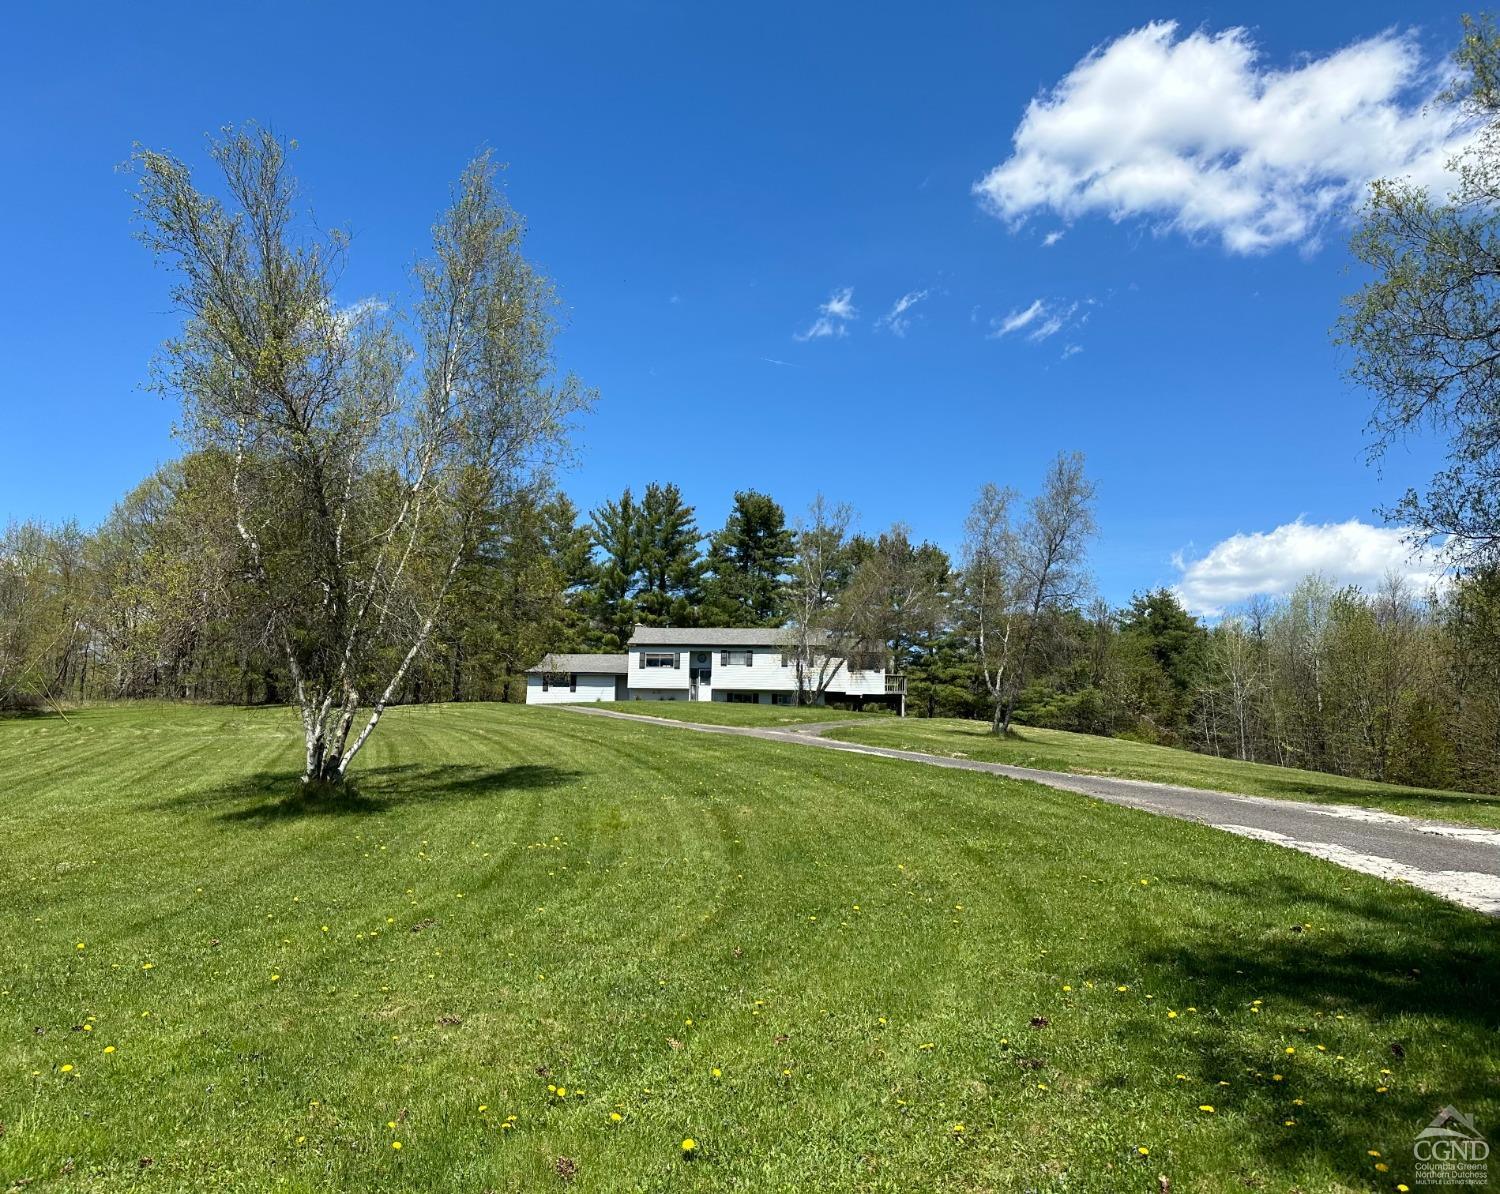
left=702, top=490, right=794, bottom=626
left=586, top=489, right=643, bottom=647
left=636, top=482, right=704, bottom=625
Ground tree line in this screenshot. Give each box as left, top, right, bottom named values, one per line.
left=8, top=449, right=1500, bottom=793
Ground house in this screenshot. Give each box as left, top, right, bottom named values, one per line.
left=525, top=627, right=906, bottom=712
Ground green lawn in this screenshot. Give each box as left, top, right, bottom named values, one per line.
left=819, top=717, right=1500, bottom=830
left=593, top=700, right=867, bottom=728
left=2, top=704, right=1494, bottom=1192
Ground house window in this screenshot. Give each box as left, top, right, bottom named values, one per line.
left=641, top=652, right=678, bottom=669
left=569, top=673, right=577, bottom=693
left=726, top=691, right=757, bottom=703
left=771, top=692, right=793, bottom=705
left=721, top=649, right=754, bottom=666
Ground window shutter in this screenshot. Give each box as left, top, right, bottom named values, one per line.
left=720, top=650, right=729, bottom=666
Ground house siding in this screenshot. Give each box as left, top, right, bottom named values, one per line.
left=525, top=673, right=618, bottom=704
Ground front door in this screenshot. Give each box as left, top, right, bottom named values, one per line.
left=689, top=651, right=713, bottom=700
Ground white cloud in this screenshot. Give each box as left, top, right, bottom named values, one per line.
left=974, top=22, right=1470, bottom=253
left=795, top=286, right=858, bottom=340
left=1173, top=518, right=1449, bottom=616
left=1042, top=230, right=1065, bottom=247
left=989, top=297, right=1079, bottom=342
left=991, top=298, right=1045, bottom=336
left=1061, top=343, right=1083, bottom=359
left=876, top=289, right=930, bottom=336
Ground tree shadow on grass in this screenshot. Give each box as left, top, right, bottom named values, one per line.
left=162, top=762, right=585, bottom=824
left=1102, top=870, right=1499, bottom=1188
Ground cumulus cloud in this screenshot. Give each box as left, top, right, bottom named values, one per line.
left=1042, top=230, right=1066, bottom=247
left=974, top=22, right=1470, bottom=253
left=1173, top=518, right=1449, bottom=616
left=795, top=286, right=858, bottom=340
left=876, top=289, right=930, bottom=337
left=989, top=297, right=1080, bottom=342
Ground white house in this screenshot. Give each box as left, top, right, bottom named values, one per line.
left=525, top=627, right=905, bottom=712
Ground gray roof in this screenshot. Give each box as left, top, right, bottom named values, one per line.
left=526, top=652, right=629, bottom=675
left=628, top=626, right=828, bottom=647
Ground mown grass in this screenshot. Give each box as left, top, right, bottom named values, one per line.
left=1, top=703, right=1495, bottom=1192
left=594, top=701, right=866, bottom=728
left=816, top=717, right=1500, bottom=830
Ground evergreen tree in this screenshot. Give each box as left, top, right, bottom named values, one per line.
left=636, top=482, right=704, bottom=625
left=702, top=490, right=794, bottom=625
left=586, top=488, right=643, bottom=647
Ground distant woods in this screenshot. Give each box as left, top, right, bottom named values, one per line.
left=6, top=454, right=1500, bottom=794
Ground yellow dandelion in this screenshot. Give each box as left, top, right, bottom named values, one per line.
left=59, top=1064, right=74, bottom=1073
left=952, top=1122, right=965, bottom=1133
left=1137, top=1146, right=1149, bottom=1156
left=1167, top=1010, right=1178, bottom=1019
left=391, top=1141, right=402, bottom=1150
left=270, top=974, right=280, bottom=982
left=1198, top=1105, right=1215, bottom=1113
left=103, top=1045, right=115, bottom=1054
left=681, top=1138, right=697, bottom=1153
left=711, top=1067, right=721, bottom=1078
left=610, top=1112, right=623, bottom=1123
left=1368, top=1150, right=1381, bottom=1157
left=75, top=942, right=85, bottom=950
left=1376, top=1162, right=1389, bottom=1172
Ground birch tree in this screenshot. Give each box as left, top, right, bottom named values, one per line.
left=784, top=495, right=859, bottom=704
left=961, top=453, right=1097, bottom=733
left=132, top=126, right=589, bottom=788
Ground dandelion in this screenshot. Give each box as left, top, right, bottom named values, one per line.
left=141, top=963, right=154, bottom=971
left=103, top=1046, right=115, bottom=1054
left=1285, top=1047, right=1295, bottom=1055
left=387, top=1121, right=397, bottom=1129
left=478, top=1105, right=488, bottom=1113
left=1116, top=985, right=1129, bottom=992
left=711, top=1067, right=721, bottom=1078
left=1376, top=1086, right=1389, bottom=1093
left=270, top=974, right=281, bottom=983
left=610, top=1112, right=623, bottom=1123
left=76, top=942, right=85, bottom=950
left=681, top=1138, right=697, bottom=1153
left=1062, top=985, right=1072, bottom=992
left=1167, top=1010, right=1178, bottom=1019
left=1272, top=1073, right=1283, bottom=1081
left=1368, top=1151, right=1381, bottom=1157
left=952, top=1122, right=965, bottom=1134
left=1137, top=1146, right=1149, bottom=1156
left=1376, top=1163, right=1389, bottom=1172
left=556, top=1087, right=568, bottom=1098
left=1198, top=1105, right=1214, bottom=1113
left=60, top=1064, right=74, bottom=1073
left=1175, top=1073, right=1187, bottom=1080
left=391, top=1141, right=402, bottom=1150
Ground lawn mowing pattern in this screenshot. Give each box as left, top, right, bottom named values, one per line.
left=1, top=703, right=1495, bottom=1192
left=593, top=702, right=867, bottom=728
left=821, top=717, right=1500, bottom=831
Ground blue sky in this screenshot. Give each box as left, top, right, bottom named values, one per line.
left=0, top=1, right=1472, bottom=612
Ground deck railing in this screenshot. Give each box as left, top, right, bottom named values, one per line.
left=885, top=674, right=907, bottom=694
